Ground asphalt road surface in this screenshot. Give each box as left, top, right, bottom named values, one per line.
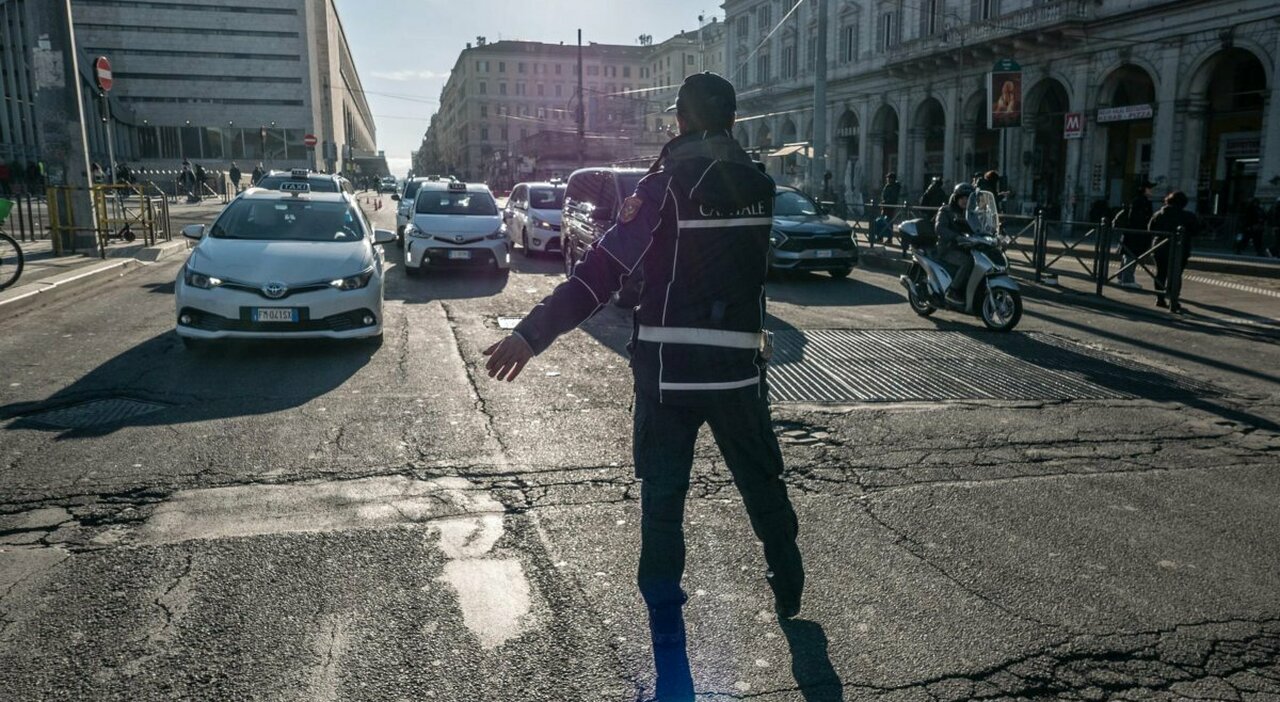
left=1, top=196, right=1277, bottom=701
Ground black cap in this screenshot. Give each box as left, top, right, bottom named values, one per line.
left=666, top=72, right=737, bottom=123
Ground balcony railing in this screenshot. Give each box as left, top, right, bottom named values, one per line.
left=889, top=0, right=1091, bottom=62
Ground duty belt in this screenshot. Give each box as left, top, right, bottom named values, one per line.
left=637, top=325, right=765, bottom=350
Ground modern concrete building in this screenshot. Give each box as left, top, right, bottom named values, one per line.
left=1, top=0, right=376, bottom=180
left=422, top=38, right=655, bottom=184
left=724, top=0, right=1278, bottom=223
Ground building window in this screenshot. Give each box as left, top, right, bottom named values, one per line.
left=479, top=82, right=487, bottom=94
left=971, top=0, right=998, bottom=20
left=839, top=23, right=858, bottom=62
left=499, top=61, right=505, bottom=72
left=807, top=32, right=818, bottom=70
left=556, top=64, right=562, bottom=74
left=499, top=83, right=507, bottom=95
left=480, top=105, right=488, bottom=117
left=758, top=3, right=772, bottom=30
left=555, top=84, right=563, bottom=97
left=878, top=11, right=896, bottom=51
left=756, top=53, right=770, bottom=83
left=516, top=83, right=525, bottom=96
left=781, top=45, right=798, bottom=79
left=537, top=84, right=544, bottom=96
left=737, top=15, right=749, bottom=40
left=481, top=127, right=489, bottom=141
left=921, top=0, right=941, bottom=36
left=623, top=66, right=631, bottom=78
left=501, top=126, right=509, bottom=140
left=519, top=62, right=526, bottom=73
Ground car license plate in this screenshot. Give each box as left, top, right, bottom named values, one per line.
left=448, top=250, right=471, bottom=260
left=815, top=249, right=834, bottom=259
left=253, top=307, right=299, bottom=323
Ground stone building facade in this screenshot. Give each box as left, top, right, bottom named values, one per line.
left=724, top=0, right=1278, bottom=220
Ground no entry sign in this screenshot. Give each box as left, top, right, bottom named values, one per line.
left=95, top=56, right=113, bottom=92
left=303, top=133, right=318, bottom=149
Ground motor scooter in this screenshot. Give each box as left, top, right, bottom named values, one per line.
left=896, top=191, right=1023, bottom=332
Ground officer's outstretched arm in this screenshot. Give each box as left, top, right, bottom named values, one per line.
left=508, top=177, right=666, bottom=357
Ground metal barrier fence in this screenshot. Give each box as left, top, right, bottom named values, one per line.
left=0, top=192, right=49, bottom=242
left=845, top=205, right=1188, bottom=312
left=46, top=183, right=173, bottom=258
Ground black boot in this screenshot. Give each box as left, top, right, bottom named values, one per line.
left=647, top=596, right=694, bottom=701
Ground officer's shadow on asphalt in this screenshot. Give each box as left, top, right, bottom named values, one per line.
left=779, top=618, right=845, bottom=701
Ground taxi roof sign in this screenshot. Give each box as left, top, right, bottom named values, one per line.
left=447, top=181, right=467, bottom=192
left=279, top=181, right=311, bottom=195
left=290, top=168, right=309, bottom=179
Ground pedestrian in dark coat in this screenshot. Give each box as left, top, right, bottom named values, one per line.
left=1116, top=179, right=1155, bottom=288
left=880, top=172, right=902, bottom=218
left=251, top=163, right=264, bottom=186
left=1148, top=190, right=1199, bottom=310
left=1236, top=197, right=1267, bottom=256
left=228, top=162, right=242, bottom=194
left=919, top=177, right=946, bottom=208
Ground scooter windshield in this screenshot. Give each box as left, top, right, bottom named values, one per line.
left=967, top=190, right=1000, bottom=236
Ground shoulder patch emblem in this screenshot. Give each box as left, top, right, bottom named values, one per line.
left=619, top=196, right=643, bottom=224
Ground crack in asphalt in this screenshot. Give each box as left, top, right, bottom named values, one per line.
left=439, top=301, right=512, bottom=462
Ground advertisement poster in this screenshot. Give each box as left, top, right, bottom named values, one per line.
left=988, top=59, right=1022, bottom=129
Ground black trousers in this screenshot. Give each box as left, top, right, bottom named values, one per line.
left=632, top=392, right=803, bottom=614
left=1153, top=235, right=1191, bottom=294
left=941, top=249, right=971, bottom=293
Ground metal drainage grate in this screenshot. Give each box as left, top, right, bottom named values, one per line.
left=22, top=398, right=168, bottom=429
left=768, top=330, right=1219, bottom=403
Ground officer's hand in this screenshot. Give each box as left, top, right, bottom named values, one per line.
left=483, top=334, right=534, bottom=382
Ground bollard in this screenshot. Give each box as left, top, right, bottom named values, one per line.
left=1094, top=218, right=1110, bottom=296
left=1033, top=215, right=1044, bottom=283
left=1168, top=226, right=1184, bottom=313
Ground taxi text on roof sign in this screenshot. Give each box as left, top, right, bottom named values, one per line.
left=279, top=181, right=311, bottom=194
left=448, top=181, right=467, bottom=191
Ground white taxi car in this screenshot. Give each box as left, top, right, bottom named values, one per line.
left=403, top=180, right=509, bottom=276
left=505, top=181, right=566, bottom=256
left=174, top=183, right=395, bottom=348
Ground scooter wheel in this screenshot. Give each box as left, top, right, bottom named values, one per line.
left=981, top=288, right=1022, bottom=332
left=907, top=268, right=935, bottom=317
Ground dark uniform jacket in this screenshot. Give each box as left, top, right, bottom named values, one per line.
left=881, top=181, right=902, bottom=206
left=934, top=201, right=972, bottom=256
left=514, top=130, right=776, bottom=406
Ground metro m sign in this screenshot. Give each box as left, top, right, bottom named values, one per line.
left=1064, top=112, right=1083, bottom=140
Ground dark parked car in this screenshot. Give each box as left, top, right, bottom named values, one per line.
left=561, top=167, right=647, bottom=305
left=769, top=186, right=858, bottom=278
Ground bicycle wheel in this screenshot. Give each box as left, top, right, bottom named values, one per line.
left=0, top=231, right=24, bottom=291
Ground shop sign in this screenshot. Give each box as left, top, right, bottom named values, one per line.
left=1097, top=104, right=1153, bottom=123
left=1064, top=112, right=1084, bottom=139
left=1222, top=135, right=1260, bottom=160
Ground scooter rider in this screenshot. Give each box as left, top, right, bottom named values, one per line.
left=935, top=182, right=976, bottom=304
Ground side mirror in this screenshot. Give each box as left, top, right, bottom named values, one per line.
left=373, top=228, right=396, bottom=245
left=182, top=224, right=205, bottom=240
left=391, top=194, right=401, bottom=201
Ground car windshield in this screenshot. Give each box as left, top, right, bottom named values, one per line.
left=256, top=175, right=339, bottom=192
left=208, top=199, right=365, bottom=242
left=617, top=173, right=644, bottom=198
left=416, top=190, right=499, bottom=216
left=774, top=190, right=820, bottom=217
left=402, top=180, right=426, bottom=200
left=529, top=187, right=565, bottom=210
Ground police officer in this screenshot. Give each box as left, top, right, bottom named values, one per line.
left=484, top=72, right=804, bottom=702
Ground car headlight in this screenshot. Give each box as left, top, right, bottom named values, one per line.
left=535, top=218, right=554, bottom=230
left=183, top=266, right=222, bottom=290
left=769, top=230, right=788, bottom=247
left=330, top=268, right=375, bottom=291
left=486, top=227, right=506, bottom=240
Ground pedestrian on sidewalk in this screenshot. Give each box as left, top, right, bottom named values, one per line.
left=880, top=172, right=902, bottom=219
left=483, top=72, right=804, bottom=702
left=1236, top=197, right=1267, bottom=256
left=179, top=161, right=197, bottom=203
left=1149, top=190, right=1198, bottom=310
left=1115, top=178, right=1155, bottom=289
left=228, top=162, right=242, bottom=194
left=192, top=163, right=207, bottom=202
left=976, top=169, right=1009, bottom=212
left=251, top=163, right=264, bottom=186
left=920, top=177, right=946, bottom=209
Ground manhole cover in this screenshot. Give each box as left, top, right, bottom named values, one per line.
left=22, top=398, right=167, bottom=429
left=768, top=330, right=1218, bottom=403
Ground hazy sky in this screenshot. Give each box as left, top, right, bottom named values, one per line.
left=334, top=0, right=723, bottom=175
